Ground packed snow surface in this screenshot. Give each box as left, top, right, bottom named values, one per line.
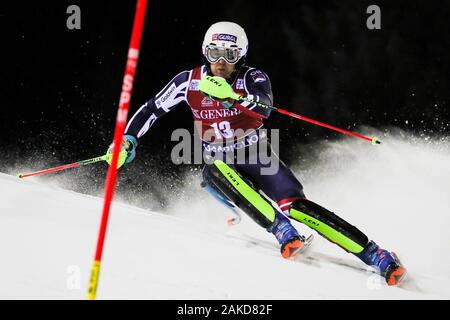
left=1, top=132, right=449, bottom=299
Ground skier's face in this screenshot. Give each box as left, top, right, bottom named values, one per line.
left=210, top=59, right=236, bottom=79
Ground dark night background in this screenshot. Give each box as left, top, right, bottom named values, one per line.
left=2, top=0, right=449, bottom=209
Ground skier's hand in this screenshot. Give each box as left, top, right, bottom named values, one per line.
left=106, top=134, right=138, bottom=169
left=216, top=97, right=235, bottom=109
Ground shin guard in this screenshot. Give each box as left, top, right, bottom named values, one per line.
left=290, top=198, right=368, bottom=253
left=205, top=160, right=276, bottom=228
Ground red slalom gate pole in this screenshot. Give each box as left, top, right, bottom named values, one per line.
left=87, top=0, right=148, bottom=300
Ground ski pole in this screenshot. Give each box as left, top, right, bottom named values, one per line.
left=17, top=155, right=108, bottom=179
left=238, top=96, right=381, bottom=145
left=199, top=76, right=381, bottom=145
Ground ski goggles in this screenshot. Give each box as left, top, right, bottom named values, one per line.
left=204, top=45, right=241, bottom=64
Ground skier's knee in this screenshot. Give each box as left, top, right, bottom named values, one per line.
left=277, top=194, right=306, bottom=215
left=205, top=160, right=276, bottom=228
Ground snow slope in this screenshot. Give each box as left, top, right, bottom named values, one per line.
left=1, top=132, right=449, bottom=299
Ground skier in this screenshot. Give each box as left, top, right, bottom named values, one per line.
left=108, top=21, right=406, bottom=285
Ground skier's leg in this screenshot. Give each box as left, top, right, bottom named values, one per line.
left=240, top=145, right=371, bottom=251
left=204, top=159, right=306, bottom=258
left=289, top=198, right=368, bottom=252
left=204, top=160, right=275, bottom=228
left=239, top=146, right=406, bottom=284
left=288, top=197, right=407, bottom=284
left=235, top=148, right=306, bottom=214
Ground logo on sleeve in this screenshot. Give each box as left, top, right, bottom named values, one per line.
left=212, top=33, right=237, bottom=43
left=155, top=83, right=176, bottom=108
left=189, top=80, right=200, bottom=91
left=236, top=79, right=244, bottom=90
left=250, top=70, right=267, bottom=83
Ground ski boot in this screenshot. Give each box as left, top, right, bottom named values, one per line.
left=355, top=241, right=407, bottom=286
left=268, top=212, right=306, bottom=259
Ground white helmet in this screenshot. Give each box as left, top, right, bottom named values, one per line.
left=202, top=21, right=248, bottom=65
